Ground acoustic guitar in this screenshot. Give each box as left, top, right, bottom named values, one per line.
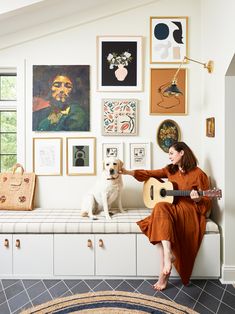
left=143, top=177, right=222, bottom=208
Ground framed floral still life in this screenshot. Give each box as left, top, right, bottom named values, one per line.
left=129, top=142, right=151, bottom=169
left=157, top=119, right=181, bottom=153
left=66, top=137, right=96, bottom=176
left=150, top=68, right=187, bottom=115
left=102, top=142, right=124, bottom=161
left=33, top=137, right=62, bottom=175
left=97, top=36, right=143, bottom=91
left=206, top=117, right=215, bottom=137
left=150, top=16, right=188, bottom=63
left=102, top=99, right=138, bottom=135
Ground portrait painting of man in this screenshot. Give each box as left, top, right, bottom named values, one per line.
left=33, top=65, right=90, bottom=131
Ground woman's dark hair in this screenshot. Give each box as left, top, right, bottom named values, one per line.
left=167, top=141, right=198, bottom=174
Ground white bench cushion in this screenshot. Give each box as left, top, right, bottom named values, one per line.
left=0, top=208, right=219, bottom=234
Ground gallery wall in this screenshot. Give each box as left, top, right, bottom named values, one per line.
left=0, top=0, right=205, bottom=209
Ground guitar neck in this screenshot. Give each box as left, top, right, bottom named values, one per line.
left=166, top=190, right=204, bottom=197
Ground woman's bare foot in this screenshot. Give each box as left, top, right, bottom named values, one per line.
left=153, top=272, right=170, bottom=291
left=163, top=251, right=175, bottom=275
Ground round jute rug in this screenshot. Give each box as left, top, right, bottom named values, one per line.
left=21, top=291, right=199, bottom=314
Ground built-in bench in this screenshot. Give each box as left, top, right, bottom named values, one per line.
left=0, top=208, right=220, bottom=279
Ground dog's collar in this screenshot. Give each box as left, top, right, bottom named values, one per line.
left=107, top=175, right=119, bottom=180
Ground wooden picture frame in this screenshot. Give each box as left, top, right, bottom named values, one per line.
left=206, top=117, right=215, bottom=137
left=66, top=137, right=96, bottom=176
left=102, top=99, right=138, bottom=135
left=150, top=16, right=188, bottom=64
left=97, top=36, right=143, bottom=91
left=102, top=142, right=124, bottom=161
left=128, top=142, right=151, bottom=169
left=157, top=119, right=181, bottom=153
left=33, top=137, right=62, bottom=175
left=150, top=68, right=187, bottom=115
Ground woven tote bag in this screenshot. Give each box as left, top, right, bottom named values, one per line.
left=0, top=163, right=36, bottom=211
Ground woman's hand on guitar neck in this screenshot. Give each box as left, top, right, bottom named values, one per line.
left=119, top=167, right=135, bottom=176
left=190, top=189, right=202, bottom=203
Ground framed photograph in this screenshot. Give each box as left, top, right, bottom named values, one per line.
left=150, top=16, right=188, bottom=63
left=150, top=68, right=187, bottom=115
left=33, top=137, right=62, bottom=175
left=102, top=142, right=124, bottom=161
left=129, top=142, right=151, bottom=169
left=102, top=99, right=138, bottom=135
left=157, top=119, right=181, bottom=153
left=33, top=65, right=90, bottom=131
left=97, top=36, right=143, bottom=91
left=206, top=117, right=215, bottom=137
left=66, top=137, right=96, bottom=175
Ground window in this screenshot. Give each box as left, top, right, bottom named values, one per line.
left=0, top=73, right=17, bottom=172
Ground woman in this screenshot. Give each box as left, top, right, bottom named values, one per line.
left=120, top=142, right=211, bottom=290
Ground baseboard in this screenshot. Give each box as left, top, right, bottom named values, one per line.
left=220, top=264, right=235, bottom=284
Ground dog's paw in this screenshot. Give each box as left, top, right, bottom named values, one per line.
left=91, top=215, right=98, bottom=220
left=105, top=215, right=112, bottom=220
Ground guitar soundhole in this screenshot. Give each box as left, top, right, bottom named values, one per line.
left=160, top=188, right=167, bottom=197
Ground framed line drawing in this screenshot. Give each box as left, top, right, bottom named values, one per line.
left=97, top=36, right=143, bottom=91
left=128, top=142, right=151, bottom=169
left=206, top=117, right=215, bottom=137
left=150, top=16, right=188, bottom=63
left=102, top=99, right=138, bottom=135
left=66, top=137, right=96, bottom=175
left=150, top=68, right=187, bottom=115
left=157, top=119, right=181, bottom=153
left=102, top=142, right=124, bottom=161
left=33, top=137, right=62, bottom=175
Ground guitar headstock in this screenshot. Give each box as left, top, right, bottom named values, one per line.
left=204, top=188, right=222, bottom=199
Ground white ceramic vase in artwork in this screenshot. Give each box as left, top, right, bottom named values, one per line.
left=115, top=64, right=128, bottom=81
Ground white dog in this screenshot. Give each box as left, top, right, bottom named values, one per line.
left=81, top=157, right=124, bottom=220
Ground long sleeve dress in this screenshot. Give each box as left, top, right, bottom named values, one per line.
left=135, top=166, right=211, bottom=285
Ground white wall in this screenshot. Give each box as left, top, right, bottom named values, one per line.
left=201, top=0, right=235, bottom=282
left=0, top=0, right=204, bottom=209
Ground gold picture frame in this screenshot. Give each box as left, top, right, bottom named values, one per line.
left=33, top=137, right=62, bottom=175
left=206, top=117, right=215, bottom=137
left=66, top=137, right=96, bottom=176
left=150, top=68, right=187, bottom=115
left=150, top=16, right=188, bottom=64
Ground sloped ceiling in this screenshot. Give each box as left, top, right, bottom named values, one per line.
left=0, top=0, right=158, bottom=51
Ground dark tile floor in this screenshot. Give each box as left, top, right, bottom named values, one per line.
left=0, top=278, right=234, bottom=314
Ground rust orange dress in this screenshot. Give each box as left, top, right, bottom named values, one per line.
left=135, top=166, right=211, bottom=285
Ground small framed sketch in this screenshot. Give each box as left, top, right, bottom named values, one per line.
left=102, top=142, right=124, bottom=161
left=129, top=142, right=151, bottom=169
left=97, top=36, right=143, bottom=91
left=102, top=99, right=138, bottom=135
left=150, top=16, right=188, bottom=63
left=150, top=68, right=187, bottom=115
left=206, top=117, right=215, bottom=137
left=33, top=137, right=62, bottom=175
left=66, top=137, right=96, bottom=176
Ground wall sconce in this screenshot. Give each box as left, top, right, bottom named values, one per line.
left=163, top=56, right=214, bottom=96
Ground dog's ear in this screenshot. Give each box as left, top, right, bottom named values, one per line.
left=118, top=159, right=124, bottom=171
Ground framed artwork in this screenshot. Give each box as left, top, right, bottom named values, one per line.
left=102, top=99, right=138, bottom=135
left=102, top=142, right=124, bottom=161
left=129, top=142, right=151, bottom=169
left=66, top=137, right=96, bottom=176
left=97, top=36, right=143, bottom=91
left=157, top=119, right=181, bottom=153
left=33, top=65, right=90, bottom=131
left=150, top=16, right=188, bottom=63
left=33, top=137, right=62, bottom=175
left=206, top=117, right=215, bottom=137
left=150, top=68, right=187, bottom=115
